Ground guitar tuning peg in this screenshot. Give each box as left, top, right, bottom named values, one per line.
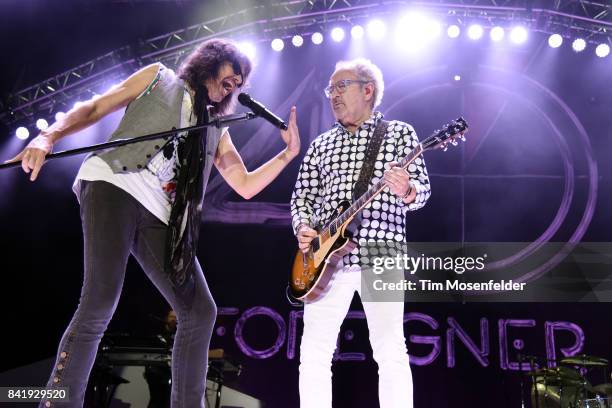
left=442, top=143, right=448, bottom=152
left=460, top=135, right=466, bottom=142
left=451, top=139, right=458, bottom=146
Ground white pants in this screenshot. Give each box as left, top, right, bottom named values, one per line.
left=299, top=269, right=413, bottom=408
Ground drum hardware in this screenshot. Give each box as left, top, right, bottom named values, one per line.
left=525, top=354, right=611, bottom=408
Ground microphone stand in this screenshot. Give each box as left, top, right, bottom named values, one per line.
left=0, top=112, right=258, bottom=170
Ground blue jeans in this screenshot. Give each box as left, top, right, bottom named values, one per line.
left=40, top=181, right=217, bottom=408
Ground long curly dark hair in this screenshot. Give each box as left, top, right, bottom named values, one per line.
left=178, top=38, right=252, bottom=122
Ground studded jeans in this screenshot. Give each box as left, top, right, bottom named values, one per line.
left=40, top=180, right=217, bottom=408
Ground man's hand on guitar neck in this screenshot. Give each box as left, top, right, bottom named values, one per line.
left=384, top=161, right=417, bottom=204
left=297, top=224, right=317, bottom=253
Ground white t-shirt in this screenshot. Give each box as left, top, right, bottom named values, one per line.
left=74, top=80, right=226, bottom=224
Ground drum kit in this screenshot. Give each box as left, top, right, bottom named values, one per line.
left=521, top=354, right=612, bottom=408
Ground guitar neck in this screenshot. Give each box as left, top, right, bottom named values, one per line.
left=325, top=143, right=424, bottom=234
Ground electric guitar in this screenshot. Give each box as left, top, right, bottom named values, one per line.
left=289, top=117, right=468, bottom=303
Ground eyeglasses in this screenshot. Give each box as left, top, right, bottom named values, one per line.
left=324, top=79, right=370, bottom=98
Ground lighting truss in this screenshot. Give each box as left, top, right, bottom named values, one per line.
left=2, top=0, right=611, bottom=128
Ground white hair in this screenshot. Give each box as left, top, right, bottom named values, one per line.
left=334, top=58, right=384, bottom=109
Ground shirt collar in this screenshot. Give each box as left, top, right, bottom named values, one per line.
left=334, top=111, right=384, bottom=134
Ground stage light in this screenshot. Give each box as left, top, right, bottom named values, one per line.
left=467, top=24, right=483, bottom=40
left=16, top=127, right=29, bottom=140
left=572, top=38, right=586, bottom=52
left=55, top=112, right=66, bottom=121
left=394, top=13, right=440, bottom=51
left=490, top=26, right=505, bottom=42
left=447, top=25, right=460, bottom=38
left=548, top=34, right=563, bottom=48
left=351, top=25, right=364, bottom=39
left=238, top=42, right=257, bottom=60
left=454, top=75, right=461, bottom=81
left=510, top=26, right=528, bottom=44
left=36, top=119, right=49, bottom=131
left=426, top=20, right=442, bottom=38
left=596, top=43, right=610, bottom=58
left=331, top=27, right=345, bottom=42
left=367, top=19, right=386, bottom=40
left=271, top=38, right=284, bottom=52
left=311, top=32, right=324, bottom=45
left=292, top=35, right=304, bottom=47
left=395, top=14, right=419, bottom=49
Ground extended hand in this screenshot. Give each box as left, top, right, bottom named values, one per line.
left=4, top=135, right=54, bottom=181
left=281, top=106, right=300, bottom=158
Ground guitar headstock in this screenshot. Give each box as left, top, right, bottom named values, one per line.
left=422, top=117, right=468, bottom=152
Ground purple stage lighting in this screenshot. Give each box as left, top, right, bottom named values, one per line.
left=395, top=13, right=440, bottom=51
left=271, top=38, right=284, bottom=52
left=454, top=75, right=461, bottom=81
left=510, top=27, right=528, bottom=44
left=367, top=19, right=386, bottom=40
left=351, top=25, right=364, bottom=39
left=331, top=27, right=345, bottom=42
left=292, top=35, right=304, bottom=47
left=36, top=119, right=49, bottom=131
left=426, top=20, right=442, bottom=38
left=238, top=42, right=257, bottom=60
left=447, top=25, right=460, bottom=38
left=572, top=38, right=586, bottom=52
left=596, top=43, right=610, bottom=58
left=16, top=127, right=29, bottom=140
left=490, top=26, right=505, bottom=42
left=548, top=34, right=563, bottom=48
left=311, top=32, right=324, bottom=45
left=467, top=24, right=483, bottom=40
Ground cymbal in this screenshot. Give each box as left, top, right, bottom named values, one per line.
left=593, top=383, right=612, bottom=395
left=535, top=377, right=584, bottom=387
left=529, top=367, right=585, bottom=387
left=560, top=355, right=609, bottom=367
left=529, top=367, right=582, bottom=379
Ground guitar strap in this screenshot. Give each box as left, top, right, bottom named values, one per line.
left=345, top=119, right=389, bottom=236
left=353, top=119, right=389, bottom=201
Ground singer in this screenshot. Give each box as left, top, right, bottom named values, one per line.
left=5, top=38, right=300, bottom=408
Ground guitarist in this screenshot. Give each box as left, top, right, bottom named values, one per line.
left=290, top=58, right=431, bottom=408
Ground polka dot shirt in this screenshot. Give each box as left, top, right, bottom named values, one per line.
left=290, top=111, right=431, bottom=267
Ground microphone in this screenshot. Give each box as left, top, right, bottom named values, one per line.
left=238, top=93, right=288, bottom=130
